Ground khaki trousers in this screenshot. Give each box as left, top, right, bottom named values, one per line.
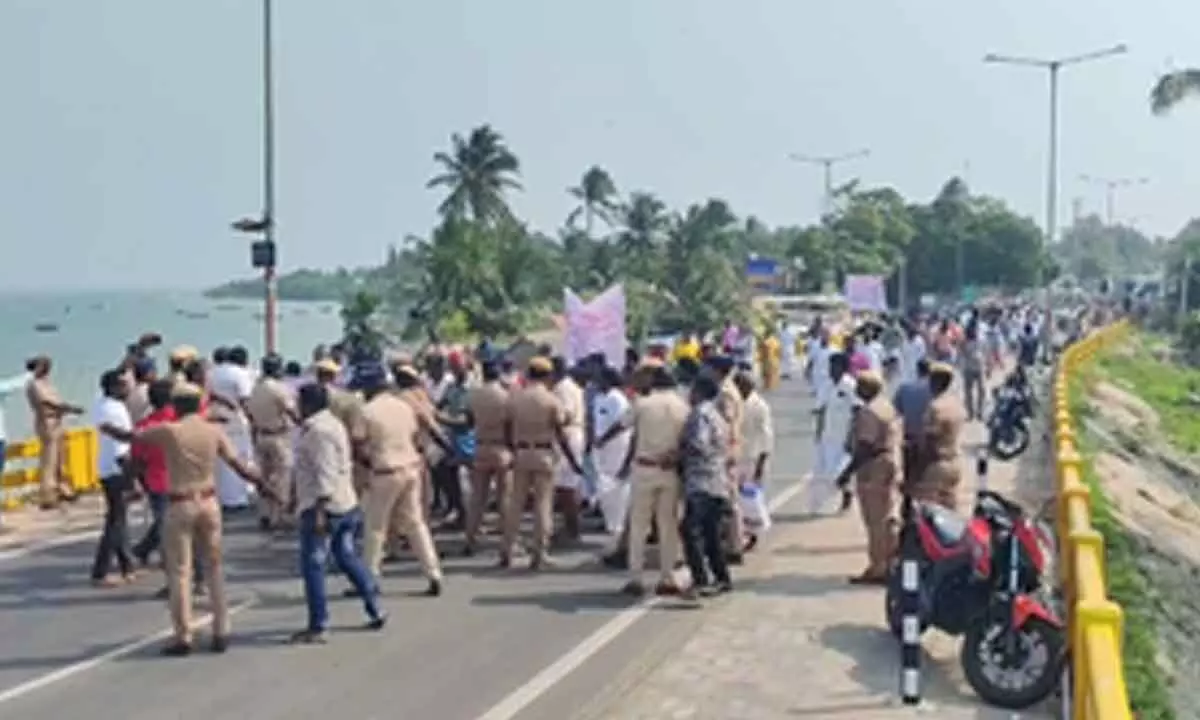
left=502, top=466, right=555, bottom=562
left=626, top=469, right=681, bottom=583
left=465, top=445, right=511, bottom=547
left=855, top=478, right=896, bottom=574
left=163, top=495, right=228, bottom=644
left=363, top=468, right=441, bottom=581
left=253, top=435, right=293, bottom=525
left=37, top=428, right=65, bottom=503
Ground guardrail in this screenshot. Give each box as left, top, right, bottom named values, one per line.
left=1053, top=319, right=1133, bottom=720
left=0, top=428, right=100, bottom=510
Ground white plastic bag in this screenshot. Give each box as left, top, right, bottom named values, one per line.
left=739, top=483, right=772, bottom=532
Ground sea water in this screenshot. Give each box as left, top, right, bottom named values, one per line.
left=0, top=289, right=343, bottom=436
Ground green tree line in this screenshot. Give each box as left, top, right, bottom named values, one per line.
left=348, top=124, right=1053, bottom=344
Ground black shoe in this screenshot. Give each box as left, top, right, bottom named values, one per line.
left=258, top=517, right=272, bottom=532
left=726, top=552, right=744, bottom=565
left=160, top=641, right=191, bottom=657
left=288, top=629, right=328, bottom=645
left=620, top=580, right=646, bottom=597
left=365, top=615, right=387, bottom=631
left=838, top=490, right=854, bottom=513
left=210, top=636, right=228, bottom=654
left=424, top=579, right=442, bottom=597
left=461, top=544, right=476, bottom=557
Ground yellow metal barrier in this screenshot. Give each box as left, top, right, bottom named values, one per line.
left=0, top=427, right=100, bottom=510
left=1054, top=319, right=1133, bottom=720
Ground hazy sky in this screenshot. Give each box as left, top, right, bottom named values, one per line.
left=2, top=0, right=1197, bottom=291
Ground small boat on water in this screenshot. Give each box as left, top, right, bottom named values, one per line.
left=34, top=322, right=59, bottom=333
left=214, top=304, right=239, bottom=312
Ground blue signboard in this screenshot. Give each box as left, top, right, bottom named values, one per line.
left=746, top=258, right=778, bottom=277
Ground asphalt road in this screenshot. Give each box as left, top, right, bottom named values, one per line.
left=0, top=379, right=817, bottom=720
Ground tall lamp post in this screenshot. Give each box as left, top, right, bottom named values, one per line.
left=1078, top=173, right=1148, bottom=226
left=232, top=0, right=278, bottom=355
left=983, top=43, right=1127, bottom=345
left=787, top=149, right=871, bottom=216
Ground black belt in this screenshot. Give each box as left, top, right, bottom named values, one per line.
left=516, top=442, right=553, bottom=450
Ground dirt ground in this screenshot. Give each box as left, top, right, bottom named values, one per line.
left=1084, top=381, right=1200, bottom=718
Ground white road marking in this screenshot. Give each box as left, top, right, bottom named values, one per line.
left=474, top=475, right=810, bottom=720
left=0, top=598, right=256, bottom=706
left=0, top=530, right=98, bottom=564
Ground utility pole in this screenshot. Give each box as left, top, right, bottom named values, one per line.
left=788, top=149, right=871, bottom=217
left=232, top=0, right=278, bottom=355
left=1078, top=174, right=1149, bottom=225
left=983, top=43, right=1127, bottom=347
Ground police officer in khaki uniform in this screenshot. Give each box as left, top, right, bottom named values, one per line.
left=463, top=359, right=512, bottom=556
left=392, top=363, right=440, bottom=543
left=503, top=356, right=584, bottom=570
left=167, top=346, right=199, bottom=387
left=245, top=353, right=297, bottom=530
left=113, top=383, right=263, bottom=655
left=708, top=355, right=746, bottom=561
left=836, top=370, right=899, bottom=584
left=918, top=362, right=966, bottom=510
left=611, top=360, right=689, bottom=596
left=353, top=362, right=446, bottom=597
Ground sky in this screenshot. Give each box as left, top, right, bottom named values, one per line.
left=2, top=0, right=1198, bottom=292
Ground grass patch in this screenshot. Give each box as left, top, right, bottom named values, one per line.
left=1070, top=347, right=1175, bottom=719
left=1094, top=334, right=1200, bottom=453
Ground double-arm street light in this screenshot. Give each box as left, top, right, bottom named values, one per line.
left=787, top=149, right=871, bottom=216
left=1078, top=173, right=1149, bottom=225
left=983, top=43, right=1127, bottom=331
left=232, top=0, right=278, bottom=355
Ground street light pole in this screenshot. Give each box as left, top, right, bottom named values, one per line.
left=261, top=0, right=277, bottom=356
left=788, top=149, right=871, bottom=216
left=983, top=43, right=1127, bottom=346
left=1078, top=174, right=1149, bottom=225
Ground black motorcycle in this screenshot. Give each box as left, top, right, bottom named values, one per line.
left=987, top=372, right=1036, bottom=461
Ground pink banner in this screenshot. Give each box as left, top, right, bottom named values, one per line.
left=843, top=274, right=888, bottom=312
left=564, top=284, right=626, bottom=367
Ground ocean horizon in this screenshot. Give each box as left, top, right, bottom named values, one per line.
left=1, top=289, right=344, bottom=438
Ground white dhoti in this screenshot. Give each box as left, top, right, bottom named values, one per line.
left=593, top=436, right=631, bottom=540
left=808, top=438, right=849, bottom=514
left=782, top=346, right=797, bottom=378
left=217, top=427, right=254, bottom=509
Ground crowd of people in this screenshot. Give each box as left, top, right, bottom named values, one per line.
left=2, top=298, right=1079, bottom=656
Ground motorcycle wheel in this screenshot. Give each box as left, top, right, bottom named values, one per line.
left=988, top=423, right=1030, bottom=461
left=961, top=616, right=1064, bottom=709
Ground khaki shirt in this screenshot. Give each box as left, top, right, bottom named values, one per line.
left=327, top=386, right=364, bottom=438
left=26, top=377, right=64, bottom=438
left=468, top=381, right=511, bottom=446
left=359, top=392, right=423, bottom=474
left=553, top=378, right=586, bottom=430
left=716, top=376, right=745, bottom=452
left=510, top=383, right=566, bottom=472
left=245, top=377, right=295, bottom=434
left=923, top=393, right=966, bottom=463
left=293, top=409, right=357, bottom=515
left=136, top=414, right=235, bottom=493
left=627, top=389, right=689, bottom=475
left=852, top=395, right=901, bottom=481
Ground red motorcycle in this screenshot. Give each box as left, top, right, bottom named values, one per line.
left=885, top=490, right=1064, bottom=709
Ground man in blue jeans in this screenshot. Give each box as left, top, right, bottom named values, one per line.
left=289, top=382, right=385, bottom=644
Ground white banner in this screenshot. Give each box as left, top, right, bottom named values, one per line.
left=843, top=274, right=888, bottom=312
left=564, top=284, right=626, bottom=367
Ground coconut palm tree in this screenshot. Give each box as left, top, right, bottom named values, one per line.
left=566, top=166, right=619, bottom=235
left=1151, top=68, right=1200, bottom=115
left=427, top=124, right=523, bottom=223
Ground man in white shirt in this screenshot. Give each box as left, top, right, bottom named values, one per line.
left=806, top=328, right=832, bottom=398
left=735, top=373, right=774, bottom=550
left=289, top=382, right=386, bottom=644
left=779, top=321, right=798, bottom=379
left=208, top=346, right=256, bottom=510
left=91, top=369, right=136, bottom=587
left=810, top=353, right=859, bottom=515
left=0, top=369, right=32, bottom=533
left=898, top=322, right=927, bottom=383
left=590, top=366, right=631, bottom=550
